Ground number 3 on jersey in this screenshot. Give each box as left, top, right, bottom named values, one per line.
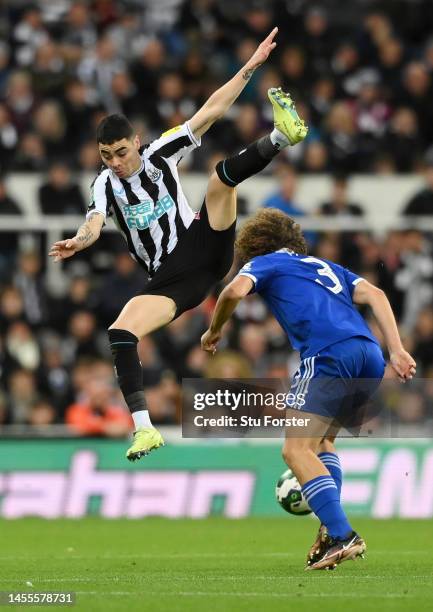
left=301, top=256, right=343, bottom=294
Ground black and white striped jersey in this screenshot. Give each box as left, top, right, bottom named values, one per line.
left=87, top=122, right=201, bottom=276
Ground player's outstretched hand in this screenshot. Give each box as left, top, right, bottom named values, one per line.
left=201, top=329, right=222, bottom=354
left=390, top=348, right=416, bottom=382
left=49, top=238, right=79, bottom=262
left=246, top=27, right=278, bottom=71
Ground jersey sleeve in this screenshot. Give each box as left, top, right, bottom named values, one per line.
left=238, top=256, right=275, bottom=293
left=147, top=122, right=201, bottom=164
left=341, top=266, right=365, bottom=298
left=86, top=171, right=112, bottom=222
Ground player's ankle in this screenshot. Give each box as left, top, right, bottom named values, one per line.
left=132, top=409, right=154, bottom=429
left=270, top=128, right=290, bottom=149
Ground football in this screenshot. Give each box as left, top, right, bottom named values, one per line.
left=275, top=468, right=312, bottom=515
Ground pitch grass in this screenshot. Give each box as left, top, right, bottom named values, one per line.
left=1, top=518, right=432, bottom=611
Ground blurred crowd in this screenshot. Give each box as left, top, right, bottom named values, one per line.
left=1, top=0, right=433, bottom=435
left=2, top=0, right=433, bottom=174
left=1, top=164, right=433, bottom=434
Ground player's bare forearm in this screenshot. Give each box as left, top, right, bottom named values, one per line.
left=189, top=27, right=278, bottom=138
left=49, top=211, right=104, bottom=262
left=202, top=276, right=253, bottom=353
left=353, top=279, right=416, bottom=380
left=353, top=281, right=402, bottom=353
left=210, top=293, right=240, bottom=334
left=74, top=213, right=102, bottom=251
left=211, top=276, right=253, bottom=332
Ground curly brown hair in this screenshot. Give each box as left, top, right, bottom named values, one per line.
left=235, top=208, right=308, bottom=265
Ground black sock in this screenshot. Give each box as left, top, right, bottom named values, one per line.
left=108, top=328, right=147, bottom=414
left=215, top=136, right=281, bottom=187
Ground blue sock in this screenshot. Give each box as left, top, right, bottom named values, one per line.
left=318, top=452, right=342, bottom=499
left=302, top=475, right=352, bottom=540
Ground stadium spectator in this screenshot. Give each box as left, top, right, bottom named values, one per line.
left=0, top=42, right=11, bottom=97
left=0, top=286, right=26, bottom=334
left=65, top=378, right=132, bottom=436
left=60, top=1, right=98, bottom=63
left=399, top=62, right=433, bottom=143
left=62, top=79, right=98, bottom=152
left=32, top=101, right=67, bottom=159
left=77, top=35, right=125, bottom=112
left=0, top=103, right=18, bottom=172
left=96, top=252, right=147, bottom=328
left=77, top=140, right=100, bottom=171
left=12, top=5, right=49, bottom=68
left=7, top=368, right=40, bottom=424
left=302, top=5, right=334, bottom=74
left=301, top=141, right=329, bottom=173
left=38, top=162, right=86, bottom=215
left=381, top=107, right=423, bottom=173
left=28, top=398, right=57, bottom=427
left=319, top=173, right=364, bottom=217
left=4, top=320, right=40, bottom=372
left=403, top=150, right=433, bottom=215
left=262, top=163, right=305, bottom=217
left=12, top=132, right=47, bottom=171
left=325, top=101, right=362, bottom=172
left=63, top=310, right=107, bottom=365
left=0, top=177, right=21, bottom=215
left=5, top=71, right=37, bottom=135
left=394, top=230, right=433, bottom=331
left=32, top=41, right=66, bottom=99
left=238, top=322, right=269, bottom=376
left=413, top=307, right=433, bottom=374
left=37, top=340, right=73, bottom=416
left=110, top=71, right=142, bottom=118
left=51, top=273, right=97, bottom=334
left=13, top=250, right=47, bottom=327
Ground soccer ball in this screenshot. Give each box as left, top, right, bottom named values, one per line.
left=275, top=469, right=312, bottom=516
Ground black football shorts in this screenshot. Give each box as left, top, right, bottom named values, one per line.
left=142, top=201, right=236, bottom=318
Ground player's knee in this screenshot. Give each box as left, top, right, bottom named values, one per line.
left=282, top=442, right=297, bottom=467
left=282, top=439, right=314, bottom=466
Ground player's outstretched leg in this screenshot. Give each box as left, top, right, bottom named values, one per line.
left=206, top=88, right=308, bottom=231
left=108, top=294, right=177, bottom=461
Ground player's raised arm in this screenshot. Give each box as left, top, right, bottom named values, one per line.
left=48, top=211, right=104, bottom=262
left=201, top=275, right=254, bottom=353
left=352, top=279, right=416, bottom=381
left=189, top=27, right=278, bottom=139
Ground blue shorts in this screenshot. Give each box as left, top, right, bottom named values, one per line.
left=290, top=336, right=386, bottom=423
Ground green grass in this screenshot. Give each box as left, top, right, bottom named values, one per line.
left=1, top=518, right=432, bottom=611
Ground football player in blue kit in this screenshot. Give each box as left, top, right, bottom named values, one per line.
left=201, top=208, right=416, bottom=571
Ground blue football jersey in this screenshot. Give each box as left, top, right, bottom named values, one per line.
left=238, top=249, right=379, bottom=358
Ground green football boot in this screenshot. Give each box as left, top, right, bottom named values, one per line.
left=268, top=87, right=308, bottom=146
left=126, top=427, right=165, bottom=461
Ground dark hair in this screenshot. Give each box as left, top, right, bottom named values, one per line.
left=235, top=208, right=308, bottom=265
left=96, top=114, right=134, bottom=144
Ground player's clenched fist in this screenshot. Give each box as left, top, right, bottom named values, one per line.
left=390, top=348, right=417, bottom=382
left=201, top=329, right=222, bottom=354
left=49, top=238, right=79, bottom=262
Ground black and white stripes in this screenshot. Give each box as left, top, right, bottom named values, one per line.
left=86, top=122, right=200, bottom=277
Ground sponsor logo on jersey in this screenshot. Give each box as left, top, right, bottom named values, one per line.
left=124, top=194, right=174, bottom=230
